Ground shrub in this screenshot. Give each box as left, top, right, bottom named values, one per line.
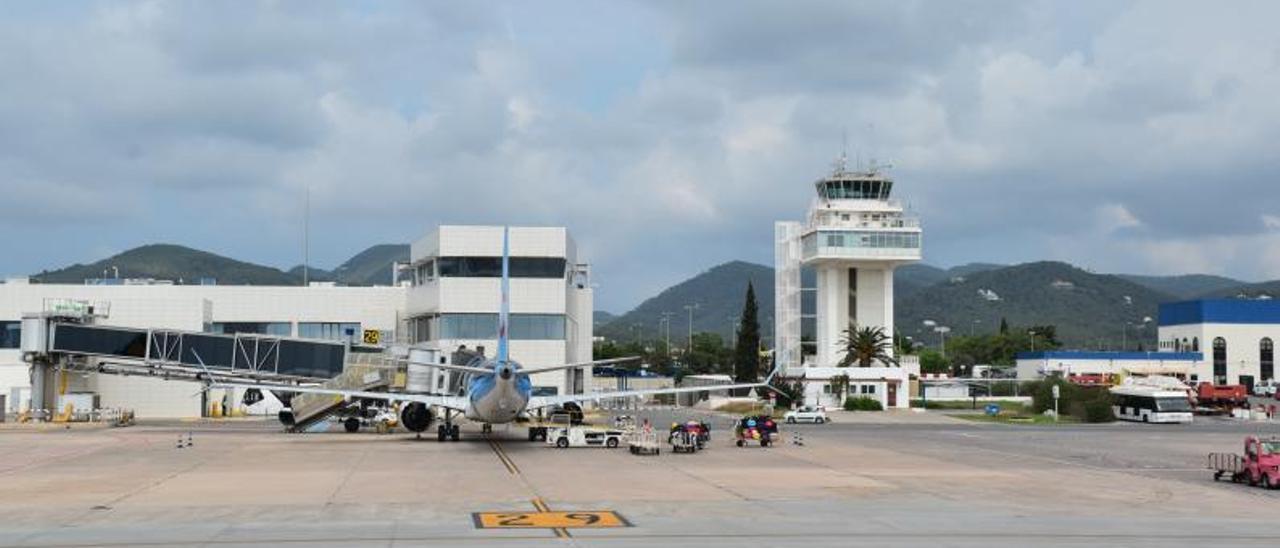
left=844, top=397, right=883, bottom=411
left=1029, top=378, right=1114, bottom=422
left=1081, top=399, right=1115, bottom=423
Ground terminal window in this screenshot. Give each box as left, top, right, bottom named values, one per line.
left=437, top=314, right=566, bottom=340
left=437, top=257, right=567, bottom=278
left=0, top=321, right=19, bottom=348
left=298, top=322, right=361, bottom=342
left=209, top=322, right=292, bottom=337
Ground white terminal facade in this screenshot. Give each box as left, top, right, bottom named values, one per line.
left=402, top=226, right=593, bottom=397
left=0, top=225, right=592, bottom=417
left=775, top=160, right=923, bottom=409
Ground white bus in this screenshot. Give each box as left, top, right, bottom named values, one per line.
left=1110, top=385, right=1193, bottom=423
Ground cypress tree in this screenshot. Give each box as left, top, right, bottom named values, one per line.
left=733, top=282, right=761, bottom=390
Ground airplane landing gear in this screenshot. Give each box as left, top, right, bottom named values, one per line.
left=438, top=410, right=461, bottom=442
left=482, top=423, right=492, bottom=434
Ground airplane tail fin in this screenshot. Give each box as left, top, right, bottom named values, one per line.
left=497, top=226, right=510, bottom=365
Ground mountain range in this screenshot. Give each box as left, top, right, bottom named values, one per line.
left=32, top=243, right=409, bottom=286
left=26, top=243, right=1276, bottom=349
left=598, top=261, right=1274, bottom=349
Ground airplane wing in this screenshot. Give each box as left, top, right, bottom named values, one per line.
left=403, top=362, right=494, bottom=376
left=214, top=379, right=470, bottom=411
left=527, top=381, right=771, bottom=410
left=520, top=356, right=640, bottom=375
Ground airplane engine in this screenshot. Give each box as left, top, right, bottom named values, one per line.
left=400, top=402, right=434, bottom=433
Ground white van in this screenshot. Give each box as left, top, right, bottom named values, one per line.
left=1252, top=380, right=1277, bottom=397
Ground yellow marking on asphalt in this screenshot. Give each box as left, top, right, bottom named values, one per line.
left=472, top=509, right=630, bottom=530
left=487, top=438, right=520, bottom=475
left=530, top=498, right=569, bottom=538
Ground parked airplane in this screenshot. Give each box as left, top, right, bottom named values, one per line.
left=209, top=227, right=775, bottom=441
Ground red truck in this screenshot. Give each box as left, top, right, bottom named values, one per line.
left=1208, top=436, right=1280, bottom=489
left=1195, top=382, right=1248, bottom=409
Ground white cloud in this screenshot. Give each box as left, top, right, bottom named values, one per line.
left=3, top=1, right=1280, bottom=309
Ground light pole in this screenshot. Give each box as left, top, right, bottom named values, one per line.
left=662, top=312, right=673, bottom=356
left=632, top=322, right=643, bottom=347
left=970, top=319, right=981, bottom=336
left=727, top=316, right=740, bottom=348
left=1029, top=329, right=1038, bottom=352
left=683, top=303, right=699, bottom=355
left=935, top=326, right=951, bottom=358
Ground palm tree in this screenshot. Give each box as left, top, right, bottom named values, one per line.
left=838, top=325, right=899, bottom=367
left=828, top=373, right=849, bottom=403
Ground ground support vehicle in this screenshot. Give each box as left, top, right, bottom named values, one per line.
left=547, top=426, right=624, bottom=449
left=338, top=407, right=398, bottom=433
left=525, top=412, right=575, bottom=442
left=628, top=431, right=660, bottom=455
left=1208, top=436, right=1280, bottom=489
left=1195, top=382, right=1248, bottom=413
left=669, top=429, right=701, bottom=453
left=1253, top=380, right=1277, bottom=397
left=734, top=415, right=779, bottom=447
left=669, top=420, right=709, bottom=450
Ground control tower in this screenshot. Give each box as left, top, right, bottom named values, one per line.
left=775, top=157, right=922, bottom=370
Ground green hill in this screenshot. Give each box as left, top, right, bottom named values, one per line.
left=896, top=262, right=1173, bottom=348
left=33, top=244, right=299, bottom=285
left=594, top=310, right=618, bottom=327
left=329, top=244, right=409, bottom=285
left=601, top=260, right=1205, bottom=350
left=1198, top=280, right=1280, bottom=300
left=1119, top=273, right=1245, bottom=299
left=597, top=261, right=775, bottom=345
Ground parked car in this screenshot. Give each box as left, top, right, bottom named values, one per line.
left=784, top=405, right=828, bottom=424
left=1252, top=380, right=1277, bottom=397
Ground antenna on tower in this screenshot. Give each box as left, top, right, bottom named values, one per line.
left=835, top=127, right=849, bottom=173
left=303, top=187, right=310, bottom=287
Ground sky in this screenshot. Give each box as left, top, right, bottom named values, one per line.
left=1, top=1, right=1279, bottom=312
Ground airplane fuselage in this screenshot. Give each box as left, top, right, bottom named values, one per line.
left=463, top=359, right=532, bottom=424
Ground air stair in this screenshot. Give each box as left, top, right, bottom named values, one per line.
left=280, top=358, right=400, bottom=432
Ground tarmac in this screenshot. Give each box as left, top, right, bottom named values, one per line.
left=1, top=409, right=1279, bottom=547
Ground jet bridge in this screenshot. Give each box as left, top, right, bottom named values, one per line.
left=21, top=311, right=354, bottom=415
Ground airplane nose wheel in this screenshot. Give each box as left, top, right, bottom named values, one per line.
left=482, top=423, right=492, bottom=434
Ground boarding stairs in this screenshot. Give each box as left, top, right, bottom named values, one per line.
left=282, top=360, right=400, bottom=433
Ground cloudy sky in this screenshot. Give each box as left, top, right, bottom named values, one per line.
left=2, top=1, right=1278, bottom=312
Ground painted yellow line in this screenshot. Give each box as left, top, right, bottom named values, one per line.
left=487, top=439, right=520, bottom=475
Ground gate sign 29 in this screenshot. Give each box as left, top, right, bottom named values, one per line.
left=362, top=329, right=381, bottom=344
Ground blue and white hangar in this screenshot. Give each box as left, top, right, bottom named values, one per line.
left=1017, top=299, right=1279, bottom=391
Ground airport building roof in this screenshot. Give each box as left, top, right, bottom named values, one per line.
left=1016, top=350, right=1203, bottom=361
left=1158, top=298, right=1280, bottom=326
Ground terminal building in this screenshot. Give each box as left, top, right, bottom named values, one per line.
left=0, top=225, right=593, bottom=418
left=775, top=159, right=923, bottom=409
left=1016, top=299, right=1278, bottom=391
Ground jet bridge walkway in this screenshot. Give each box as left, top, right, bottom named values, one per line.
left=31, top=322, right=350, bottom=383
left=21, top=315, right=371, bottom=416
